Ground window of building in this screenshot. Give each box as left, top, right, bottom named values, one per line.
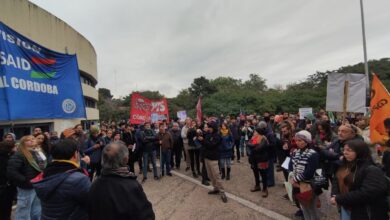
left=84, top=97, right=97, bottom=108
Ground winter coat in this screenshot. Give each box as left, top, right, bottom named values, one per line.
left=247, top=136, right=269, bottom=164
left=32, top=162, right=91, bottom=220
left=88, top=174, right=155, bottom=220
left=264, top=128, right=277, bottom=161
left=169, top=129, right=183, bottom=151
left=142, top=129, right=158, bottom=153
left=7, top=151, right=42, bottom=189
left=202, top=132, right=222, bottom=161
left=321, top=136, right=363, bottom=178
left=83, top=136, right=104, bottom=164
left=0, top=149, right=16, bottom=197
left=158, top=132, right=173, bottom=152
left=187, top=127, right=197, bottom=150
left=219, top=133, right=234, bottom=159
left=333, top=162, right=389, bottom=220
left=229, top=124, right=240, bottom=141
left=382, top=150, right=390, bottom=178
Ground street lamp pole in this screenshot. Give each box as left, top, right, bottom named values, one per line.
left=359, top=0, right=370, bottom=106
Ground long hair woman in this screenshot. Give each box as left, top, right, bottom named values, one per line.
left=331, top=140, right=388, bottom=220
left=219, top=123, right=234, bottom=180
left=34, top=133, right=51, bottom=162
left=7, top=135, right=47, bottom=220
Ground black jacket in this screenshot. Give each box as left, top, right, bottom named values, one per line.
left=141, top=129, right=158, bottom=153
left=333, top=162, right=389, bottom=220
left=32, top=162, right=91, bottom=220
left=247, top=137, right=269, bottom=163
left=88, top=174, right=155, bottom=220
left=202, top=132, right=221, bottom=160
left=7, top=152, right=41, bottom=189
left=169, top=129, right=183, bottom=151
left=0, top=149, right=10, bottom=186
left=382, top=151, right=390, bottom=178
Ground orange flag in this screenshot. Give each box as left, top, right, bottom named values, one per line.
left=370, top=74, right=390, bottom=144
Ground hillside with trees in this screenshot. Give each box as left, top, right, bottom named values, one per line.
left=98, top=58, right=390, bottom=122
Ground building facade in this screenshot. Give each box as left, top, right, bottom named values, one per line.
left=0, top=0, right=99, bottom=138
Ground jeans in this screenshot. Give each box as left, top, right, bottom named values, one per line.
left=340, top=206, right=351, bottom=220
left=219, top=158, right=232, bottom=169
left=252, top=166, right=268, bottom=190
left=143, top=151, right=158, bottom=178
left=239, top=137, right=246, bottom=156
left=14, top=188, right=41, bottom=220
left=161, top=150, right=172, bottom=174
left=171, top=146, right=183, bottom=169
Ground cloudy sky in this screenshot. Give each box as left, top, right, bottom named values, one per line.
left=30, top=0, right=390, bottom=98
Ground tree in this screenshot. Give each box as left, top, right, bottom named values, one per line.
left=189, top=76, right=217, bottom=98
left=243, top=74, right=267, bottom=92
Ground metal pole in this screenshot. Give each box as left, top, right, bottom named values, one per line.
left=360, top=0, right=370, bottom=106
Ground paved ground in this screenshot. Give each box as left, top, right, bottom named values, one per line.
left=138, top=156, right=339, bottom=220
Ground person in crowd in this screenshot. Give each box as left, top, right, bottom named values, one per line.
left=122, top=125, right=136, bottom=173
left=290, top=130, right=320, bottom=220
left=33, top=127, right=42, bottom=136
left=248, top=127, right=269, bottom=197
left=355, top=116, right=370, bottom=144
left=383, top=141, right=390, bottom=178
left=7, top=135, right=47, bottom=220
left=169, top=122, right=183, bottom=170
left=74, top=124, right=87, bottom=151
left=135, top=125, right=145, bottom=174
left=32, top=139, right=91, bottom=220
left=158, top=124, right=173, bottom=176
left=321, top=124, right=362, bottom=182
left=313, top=120, right=337, bottom=150
left=141, top=122, right=159, bottom=182
left=0, top=141, right=17, bottom=220
left=219, top=123, right=233, bottom=180
left=104, top=129, right=114, bottom=145
left=258, top=121, right=277, bottom=187
left=229, top=118, right=241, bottom=163
left=83, top=126, right=104, bottom=181
left=181, top=118, right=192, bottom=171
left=279, top=122, right=296, bottom=181
left=199, top=121, right=228, bottom=203
left=331, top=140, right=389, bottom=220
left=49, top=131, right=60, bottom=146
left=188, top=120, right=201, bottom=178
left=34, top=133, right=51, bottom=161
left=88, top=141, right=155, bottom=220
left=241, top=121, right=254, bottom=157
left=2, top=133, right=16, bottom=143
left=197, top=124, right=210, bottom=186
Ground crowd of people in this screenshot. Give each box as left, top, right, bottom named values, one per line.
left=0, top=109, right=390, bottom=220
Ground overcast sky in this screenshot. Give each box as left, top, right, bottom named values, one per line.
left=30, top=0, right=390, bottom=98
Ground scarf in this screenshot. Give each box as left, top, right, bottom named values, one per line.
left=101, top=166, right=136, bottom=178
left=220, top=128, right=229, bottom=137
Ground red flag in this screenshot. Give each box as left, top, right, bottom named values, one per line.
left=196, top=96, right=202, bottom=123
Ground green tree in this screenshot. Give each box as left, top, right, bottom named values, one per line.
left=189, top=76, right=217, bottom=98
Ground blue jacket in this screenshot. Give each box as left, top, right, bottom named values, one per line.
left=83, top=136, right=104, bottom=164
left=219, top=134, right=233, bottom=159
left=32, top=162, right=91, bottom=220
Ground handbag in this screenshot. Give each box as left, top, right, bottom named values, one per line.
left=311, top=169, right=328, bottom=195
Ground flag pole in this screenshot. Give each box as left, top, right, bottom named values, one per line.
left=359, top=0, right=370, bottom=106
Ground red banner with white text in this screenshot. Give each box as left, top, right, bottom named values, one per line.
left=130, top=93, right=169, bottom=124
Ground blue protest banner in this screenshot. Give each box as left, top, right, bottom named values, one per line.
left=0, top=22, right=86, bottom=120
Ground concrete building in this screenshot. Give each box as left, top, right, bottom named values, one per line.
left=0, top=0, right=99, bottom=138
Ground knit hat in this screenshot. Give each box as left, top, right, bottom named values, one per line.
left=295, top=130, right=312, bottom=143
left=255, top=127, right=267, bottom=136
